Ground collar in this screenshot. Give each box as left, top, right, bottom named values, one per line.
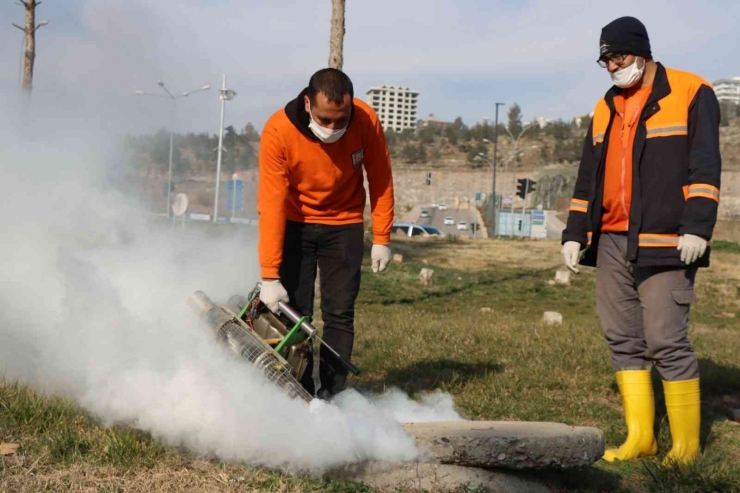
left=604, top=62, right=670, bottom=114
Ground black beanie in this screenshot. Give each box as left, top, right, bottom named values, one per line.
left=599, top=16, right=652, bottom=59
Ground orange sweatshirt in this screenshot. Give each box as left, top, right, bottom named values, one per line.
left=601, top=84, right=652, bottom=233
left=258, top=92, right=394, bottom=279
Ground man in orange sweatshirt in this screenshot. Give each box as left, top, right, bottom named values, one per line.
left=257, top=68, right=394, bottom=399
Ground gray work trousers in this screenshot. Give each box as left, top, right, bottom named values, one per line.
left=595, top=233, right=699, bottom=382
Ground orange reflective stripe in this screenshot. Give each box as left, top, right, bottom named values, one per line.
left=570, top=198, right=588, bottom=213
left=638, top=233, right=679, bottom=247
left=587, top=231, right=593, bottom=246
left=687, top=184, right=720, bottom=202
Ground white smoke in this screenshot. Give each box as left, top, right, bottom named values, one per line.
left=0, top=116, right=463, bottom=474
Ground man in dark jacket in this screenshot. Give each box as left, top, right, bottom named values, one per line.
left=561, top=16, right=721, bottom=465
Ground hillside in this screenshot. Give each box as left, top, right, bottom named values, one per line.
left=115, top=107, right=740, bottom=201
left=388, top=113, right=740, bottom=171
left=721, top=118, right=740, bottom=167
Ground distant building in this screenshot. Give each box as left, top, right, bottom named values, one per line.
left=533, top=117, right=551, bottom=129
left=365, top=85, right=420, bottom=133
left=714, top=77, right=740, bottom=105
left=417, top=113, right=452, bottom=129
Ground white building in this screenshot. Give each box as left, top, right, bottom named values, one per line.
left=714, top=77, right=740, bottom=105
left=365, top=85, right=420, bottom=133
left=533, top=117, right=551, bottom=129
left=417, top=113, right=452, bottom=128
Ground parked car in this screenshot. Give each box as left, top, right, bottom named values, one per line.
left=420, top=210, right=430, bottom=218
left=437, top=204, right=448, bottom=211
left=444, top=216, right=455, bottom=225
left=421, top=225, right=443, bottom=236
left=457, top=221, right=468, bottom=231
left=391, top=223, right=443, bottom=237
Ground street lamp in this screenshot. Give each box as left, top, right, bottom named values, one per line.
left=483, top=102, right=505, bottom=238
left=213, top=74, right=237, bottom=223
left=134, top=81, right=210, bottom=218
left=12, top=19, right=48, bottom=90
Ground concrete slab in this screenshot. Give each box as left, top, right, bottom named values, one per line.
left=329, top=461, right=552, bottom=493
left=403, top=421, right=604, bottom=470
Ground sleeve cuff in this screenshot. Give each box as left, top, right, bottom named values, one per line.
left=260, top=266, right=281, bottom=279
left=561, top=233, right=587, bottom=247
left=678, top=226, right=712, bottom=242
left=373, top=233, right=390, bottom=244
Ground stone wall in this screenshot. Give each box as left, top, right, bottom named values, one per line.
left=232, top=168, right=740, bottom=219
left=388, top=169, right=740, bottom=219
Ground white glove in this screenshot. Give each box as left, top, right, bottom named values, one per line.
left=260, top=279, right=289, bottom=313
left=677, top=234, right=708, bottom=265
left=561, top=241, right=582, bottom=274
left=371, top=244, right=392, bottom=273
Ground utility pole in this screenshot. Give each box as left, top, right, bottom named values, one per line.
left=511, top=171, right=516, bottom=237
left=213, top=74, right=237, bottom=223
left=521, top=179, right=528, bottom=238
left=491, top=102, right=505, bottom=238
left=328, top=0, right=346, bottom=70
left=12, top=1, right=48, bottom=94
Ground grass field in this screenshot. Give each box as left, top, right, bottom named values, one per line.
left=2, top=235, right=740, bottom=492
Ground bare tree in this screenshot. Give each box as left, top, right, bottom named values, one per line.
left=328, top=0, right=345, bottom=70
left=12, top=0, right=45, bottom=93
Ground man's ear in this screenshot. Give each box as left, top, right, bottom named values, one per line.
left=304, top=95, right=311, bottom=113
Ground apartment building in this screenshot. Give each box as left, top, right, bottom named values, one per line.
left=714, top=77, right=740, bottom=105
left=365, top=85, right=420, bottom=133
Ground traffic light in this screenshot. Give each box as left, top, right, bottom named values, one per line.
left=516, top=178, right=537, bottom=199
left=425, top=171, right=432, bottom=186
left=516, top=179, right=527, bottom=199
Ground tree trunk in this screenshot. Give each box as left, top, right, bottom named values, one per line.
left=22, top=0, right=37, bottom=92
left=328, top=0, right=345, bottom=70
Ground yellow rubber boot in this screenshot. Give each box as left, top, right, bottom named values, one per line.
left=662, top=378, right=701, bottom=466
left=602, top=370, right=658, bottom=462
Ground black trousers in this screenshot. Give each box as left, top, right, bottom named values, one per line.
left=279, top=220, right=364, bottom=396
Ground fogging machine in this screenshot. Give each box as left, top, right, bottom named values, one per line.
left=187, top=283, right=359, bottom=403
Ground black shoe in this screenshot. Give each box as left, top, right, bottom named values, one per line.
left=319, top=363, right=348, bottom=398
left=317, top=386, right=351, bottom=402
left=316, top=388, right=333, bottom=401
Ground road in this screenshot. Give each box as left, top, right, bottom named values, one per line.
left=415, top=206, right=481, bottom=238
left=546, top=212, right=566, bottom=240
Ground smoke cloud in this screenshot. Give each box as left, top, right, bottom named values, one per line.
left=0, top=109, right=462, bottom=474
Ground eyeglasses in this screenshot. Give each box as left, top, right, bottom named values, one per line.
left=597, top=53, right=629, bottom=68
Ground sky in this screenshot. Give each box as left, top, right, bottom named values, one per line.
left=1, top=0, right=739, bottom=135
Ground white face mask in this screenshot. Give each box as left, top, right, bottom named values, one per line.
left=610, top=57, right=645, bottom=89
left=308, top=104, right=347, bottom=144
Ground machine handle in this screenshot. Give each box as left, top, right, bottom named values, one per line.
left=277, top=301, right=361, bottom=375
